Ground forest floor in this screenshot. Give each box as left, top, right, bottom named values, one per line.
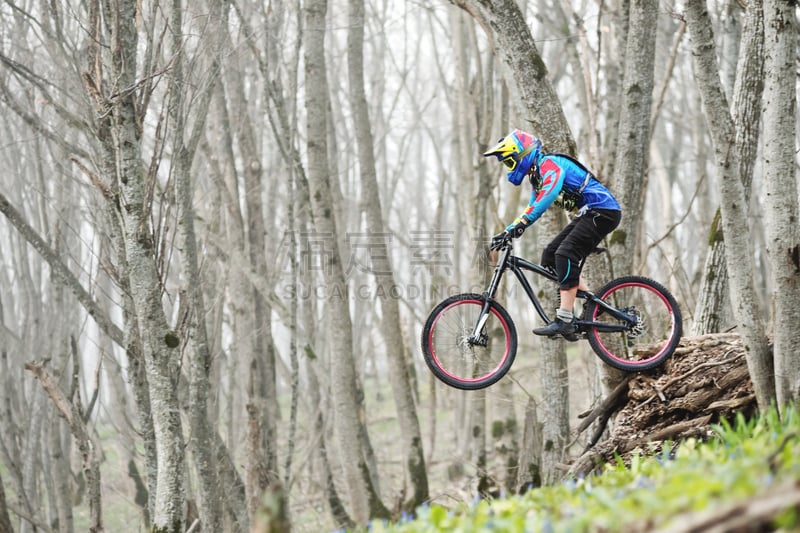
left=34, top=332, right=756, bottom=532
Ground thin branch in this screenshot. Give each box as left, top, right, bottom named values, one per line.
left=646, top=170, right=705, bottom=254
left=0, top=191, right=125, bottom=347
left=25, top=361, right=104, bottom=532
left=0, top=80, right=91, bottom=160
left=4, top=501, right=55, bottom=533
left=0, top=52, right=93, bottom=132
left=650, top=21, right=687, bottom=134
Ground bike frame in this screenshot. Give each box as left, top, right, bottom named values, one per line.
left=468, top=244, right=637, bottom=343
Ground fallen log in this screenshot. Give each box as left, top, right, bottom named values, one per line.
left=569, top=333, right=760, bottom=476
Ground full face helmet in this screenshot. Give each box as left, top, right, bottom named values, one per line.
left=483, top=129, right=542, bottom=186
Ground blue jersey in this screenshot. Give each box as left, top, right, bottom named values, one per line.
left=506, top=154, right=620, bottom=231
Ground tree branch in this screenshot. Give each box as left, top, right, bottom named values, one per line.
left=24, top=361, right=104, bottom=532
left=0, top=191, right=124, bottom=347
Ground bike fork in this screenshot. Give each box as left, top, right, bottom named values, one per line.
left=468, top=247, right=509, bottom=344
left=467, top=296, right=494, bottom=346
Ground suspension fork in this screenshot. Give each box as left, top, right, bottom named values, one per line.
left=468, top=246, right=510, bottom=344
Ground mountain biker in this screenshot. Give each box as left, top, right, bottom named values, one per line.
left=483, top=129, right=621, bottom=341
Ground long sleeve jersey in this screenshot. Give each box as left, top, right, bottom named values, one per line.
left=506, top=153, right=620, bottom=231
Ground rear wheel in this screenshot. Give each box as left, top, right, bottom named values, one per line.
left=421, top=294, right=517, bottom=390
left=583, top=276, right=682, bottom=372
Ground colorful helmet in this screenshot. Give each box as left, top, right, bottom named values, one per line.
left=483, top=129, right=542, bottom=185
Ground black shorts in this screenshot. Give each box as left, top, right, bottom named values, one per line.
left=541, top=209, right=621, bottom=289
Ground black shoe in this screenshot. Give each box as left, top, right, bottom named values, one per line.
left=533, top=319, right=579, bottom=341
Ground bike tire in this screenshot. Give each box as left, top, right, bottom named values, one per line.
left=584, top=276, right=682, bottom=372
left=421, top=293, right=517, bottom=390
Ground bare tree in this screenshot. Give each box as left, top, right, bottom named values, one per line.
left=693, top=0, right=764, bottom=335
left=593, top=0, right=660, bottom=402
left=168, top=0, right=228, bottom=529
left=761, top=0, right=800, bottom=408
left=684, top=0, right=774, bottom=408
left=304, top=0, right=389, bottom=523
left=346, top=0, right=429, bottom=509
left=606, top=0, right=658, bottom=282
left=79, top=0, right=192, bottom=527
left=448, top=0, right=580, bottom=485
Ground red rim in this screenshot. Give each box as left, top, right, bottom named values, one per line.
left=427, top=299, right=511, bottom=384
left=590, top=282, right=677, bottom=366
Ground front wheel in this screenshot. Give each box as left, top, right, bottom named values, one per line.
left=583, top=276, right=682, bottom=372
left=421, top=294, right=517, bottom=390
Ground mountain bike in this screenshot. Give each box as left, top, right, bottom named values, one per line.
left=420, top=241, right=683, bottom=390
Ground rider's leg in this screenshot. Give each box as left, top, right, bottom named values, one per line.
left=541, top=218, right=578, bottom=269
left=560, top=286, right=579, bottom=314
left=536, top=211, right=619, bottom=338
left=534, top=240, right=584, bottom=338
left=534, top=276, right=580, bottom=339
left=554, top=281, right=579, bottom=326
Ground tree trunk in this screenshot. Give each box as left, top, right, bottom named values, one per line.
left=121, top=273, right=159, bottom=526
left=0, top=473, right=11, bottom=533
left=449, top=0, right=576, bottom=154
left=95, top=193, right=160, bottom=525
left=450, top=0, right=575, bottom=487
left=720, top=0, right=741, bottom=100
left=97, top=0, right=187, bottom=527
left=606, top=0, right=658, bottom=278
left=303, top=0, right=388, bottom=522
left=599, top=0, right=630, bottom=184
left=212, top=430, right=250, bottom=532
left=307, top=351, right=354, bottom=529
left=536, top=222, right=571, bottom=485
left=516, top=396, right=543, bottom=492
left=207, top=78, right=262, bottom=516
left=692, top=209, right=731, bottom=334
left=297, top=212, right=353, bottom=528
left=169, top=1, right=226, bottom=529
left=761, top=0, right=800, bottom=409
left=49, top=399, right=75, bottom=533
left=233, top=30, right=284, bottom=516
left=346, top=0, right=429, bottom=509
left=175, top=115, right=223, bottom=533
left=684, top=0, right=774, bottom=409
left=693, top=0, right=764, bottom=336
left=490, top=378, right=520, bottom=494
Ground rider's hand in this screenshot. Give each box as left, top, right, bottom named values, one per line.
left=490, top=231, right=510, bottom=251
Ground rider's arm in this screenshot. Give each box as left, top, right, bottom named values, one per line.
left=505, top=157, right=565, bottom=232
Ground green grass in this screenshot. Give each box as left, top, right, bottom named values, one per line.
left=364, top=407, right=800, bottom=532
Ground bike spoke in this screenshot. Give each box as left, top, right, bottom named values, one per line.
left=422, top=295, right=517, bottom=389
left=585, top=277, right=682, bottom=371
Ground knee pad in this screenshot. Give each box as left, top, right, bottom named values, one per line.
left=555, top=253, right=581, bottom=290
